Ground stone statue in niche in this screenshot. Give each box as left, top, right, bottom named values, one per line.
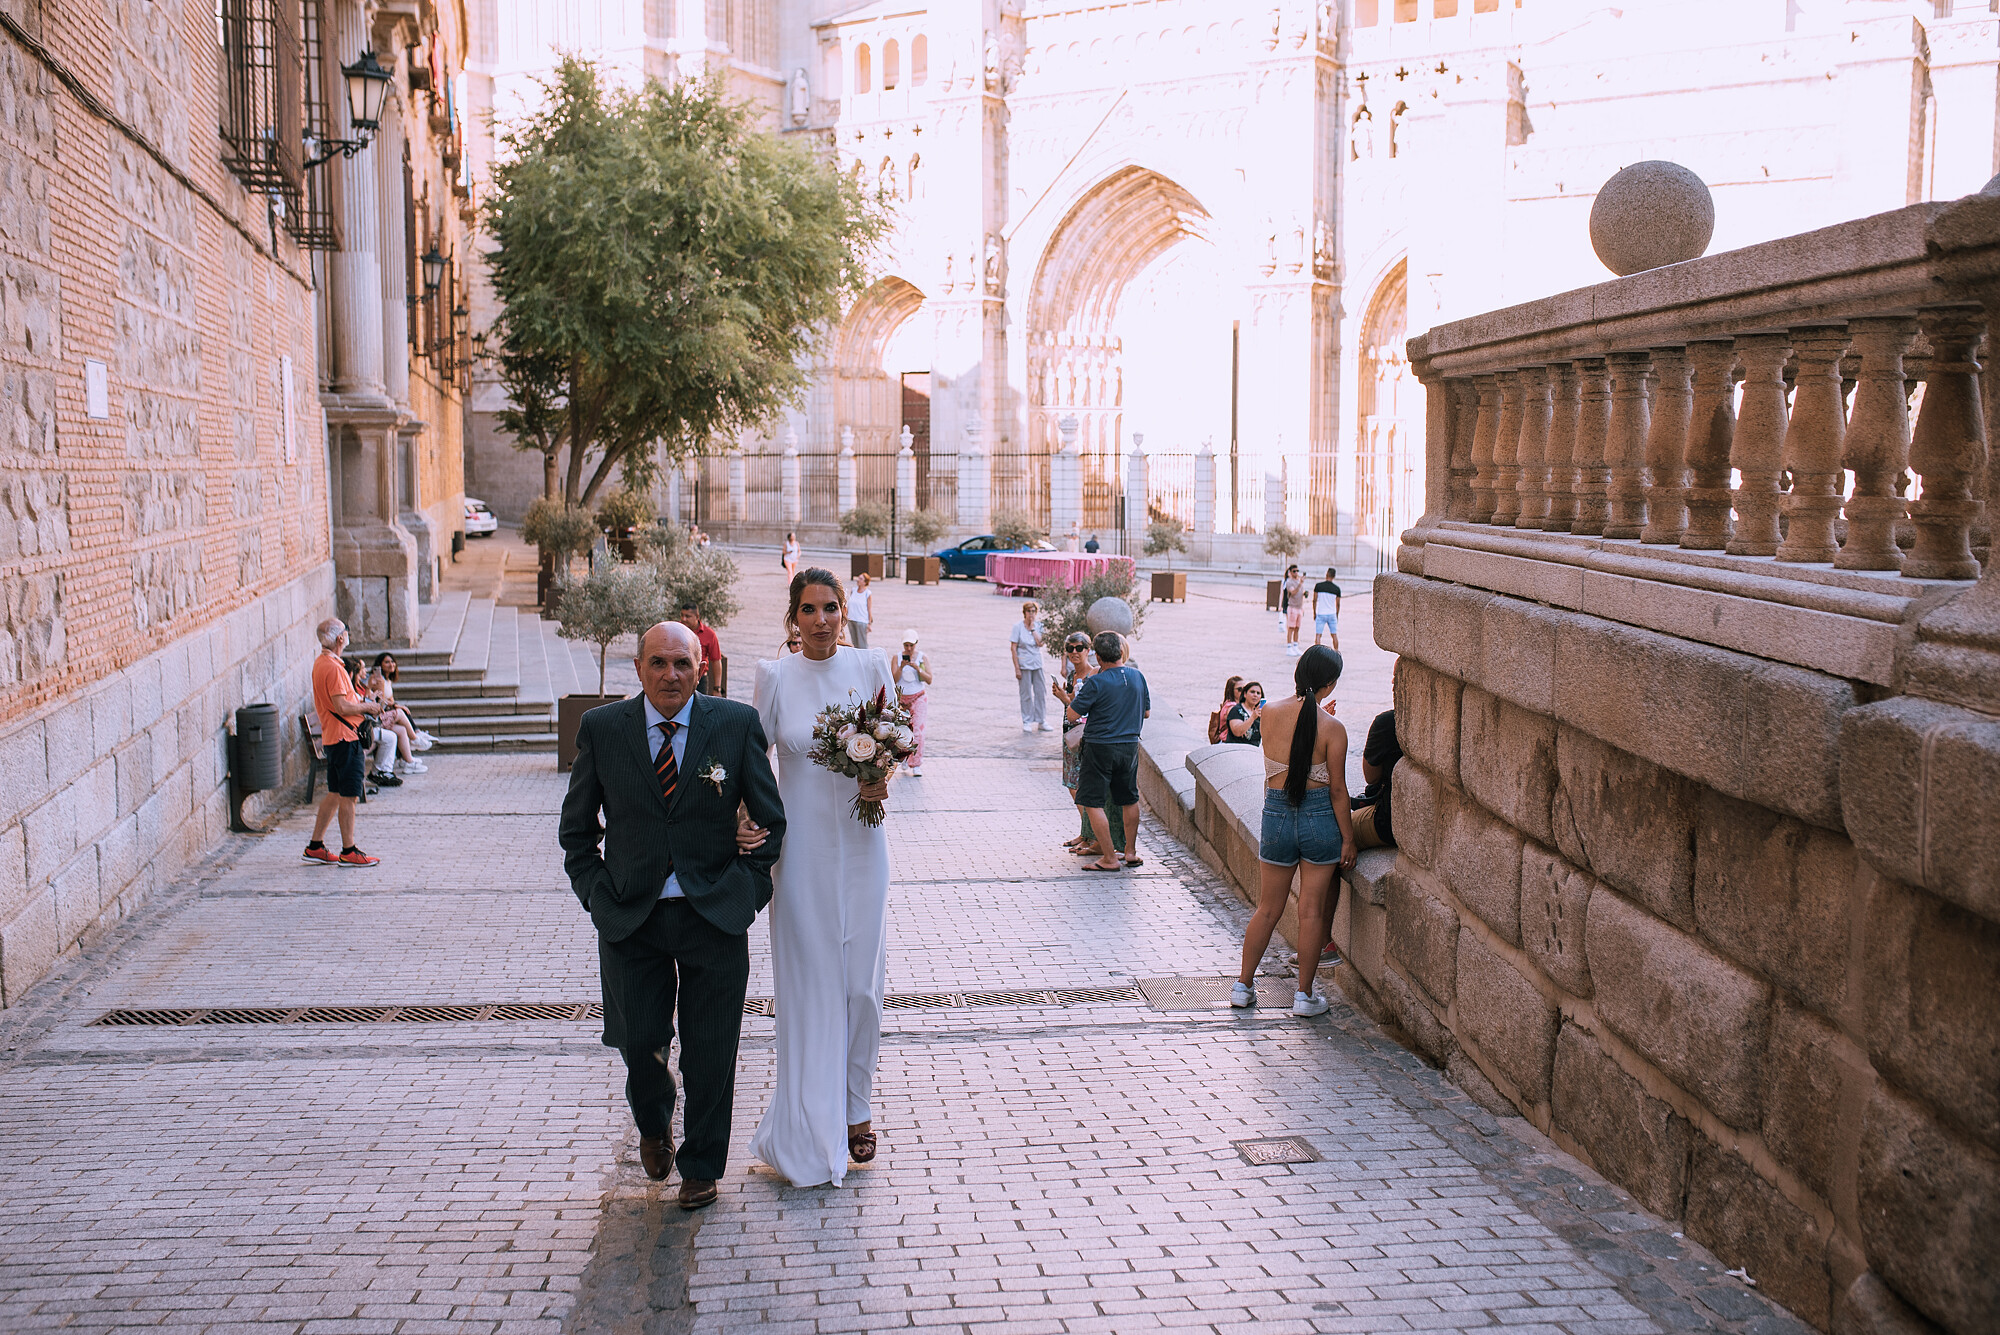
left=789, top=68, right=809, bottom=125
left=983, top=33, right=1001, bottom=91
left=1352, top=104, right=1374, bottom=160
left=982, top=233, right=1003, bottom=294
left=1314, top=219, right=1334, bottom=276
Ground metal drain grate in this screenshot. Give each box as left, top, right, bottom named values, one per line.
left=1233, top=1136, right=1322, bottom=1166
left=1138, top=977, right=1297, bottom=1011
left=89, top=985, right=1145, bottom=1028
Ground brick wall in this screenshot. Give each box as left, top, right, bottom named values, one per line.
left=0, top=1, right=335, bottom=1005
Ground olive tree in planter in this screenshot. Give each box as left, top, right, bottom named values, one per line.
left=523, top=497, right=600, bottom=609
left=550, top=557, right=670, bottom=769
left=840, top=502, right=889, bottom=578
left=597, top=488, right=656, bottom=560
left=992, top=509, right=1048, bottom=550
left=1263, top=521, right=1306, bottom=611
left=1145, top=519, right=1189, bottom=602
left=903, top=509, right=949, bottom=584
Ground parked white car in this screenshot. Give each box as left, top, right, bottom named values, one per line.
left=463, top=497, right=498, bottom=537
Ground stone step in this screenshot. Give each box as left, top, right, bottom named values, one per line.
left=391, top=679, right=522, bottom=701
left=416, top=589, right=472, bottom=660
left=452, top=597, right=497, bottom=676
left=393, top=664, right=491, bottom=684
left=428, top=732, right=557, bottom=752
left=428, top=712, right=555, bottom=737
left=400, top=695, right=555, bottom=719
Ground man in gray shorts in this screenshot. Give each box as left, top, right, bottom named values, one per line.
left=1067, top=632, right=1150, bottom=872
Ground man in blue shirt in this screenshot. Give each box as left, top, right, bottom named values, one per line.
left=1067, top=631, right=1150, bottom=871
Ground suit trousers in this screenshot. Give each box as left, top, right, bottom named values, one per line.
left=601, top=896, right=750, bottom=1181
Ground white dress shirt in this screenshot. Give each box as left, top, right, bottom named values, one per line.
left=643, top=693, right=694, bottom=899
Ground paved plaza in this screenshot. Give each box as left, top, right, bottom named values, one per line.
left=0, top=555, right=1809, bottom=1335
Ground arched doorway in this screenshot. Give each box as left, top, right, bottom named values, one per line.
left=1025, top=168, right=1222, bottom=532
left=1355, top=260, right=1413, bottom=572
left=829, top=276, right=927, bottom=508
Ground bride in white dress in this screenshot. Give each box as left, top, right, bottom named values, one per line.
left=751, top=568, right=899, bottom=1187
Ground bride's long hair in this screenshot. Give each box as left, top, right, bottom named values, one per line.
left=785, top=567, right=851, bottom=645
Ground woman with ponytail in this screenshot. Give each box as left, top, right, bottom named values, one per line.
left=1231, top=645, right=1356, bottom=1017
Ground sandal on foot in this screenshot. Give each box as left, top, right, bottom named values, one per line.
left=1083, top=861, right=1122, bottom=872
left=1123, top=856, right=1144, bottom=867
left=849, top=1129, right=877, bottom=1163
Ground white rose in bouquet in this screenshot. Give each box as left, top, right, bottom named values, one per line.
left=873, top=720, right=896, bottom=741
left=844, top=732, right=878, bottom=763
left=837, top=722, right=858, bottom=741
left=893, top=726, right=915, bottom=751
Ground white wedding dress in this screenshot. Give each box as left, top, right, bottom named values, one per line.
left=750, top=646, right=898, bottom=1187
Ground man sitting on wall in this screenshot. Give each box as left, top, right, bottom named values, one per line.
left=1349, top=708, right=1400, bottom=850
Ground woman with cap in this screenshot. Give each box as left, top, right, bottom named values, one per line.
left=894, top=628, right=932, bottom=776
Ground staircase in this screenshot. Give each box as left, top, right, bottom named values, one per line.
left=384, top=591, right=577, bottom=753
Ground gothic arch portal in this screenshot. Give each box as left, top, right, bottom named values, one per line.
left=826, top=276, right=927, bottom=499
left=1022, top=167, right=1214, bottom=528
left=1355, top=258, right=1414, bottom=572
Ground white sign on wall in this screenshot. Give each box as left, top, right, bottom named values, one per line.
left=84, top=359, right=108, bottom=419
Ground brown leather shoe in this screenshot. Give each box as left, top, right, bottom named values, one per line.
left=639, top=1135, right=673, bottom=1182
left=677, top=1177, right=717, bottom=1210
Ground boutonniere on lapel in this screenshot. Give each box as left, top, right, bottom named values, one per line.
left=698, top=758, right=728, bottom=794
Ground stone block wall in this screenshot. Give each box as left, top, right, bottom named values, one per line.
left=0, top=6, right=335, bottom=1004
left=1355, top=571, right=1999, bottom=1335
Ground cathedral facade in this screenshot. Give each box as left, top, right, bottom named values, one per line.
left=464, top=0, right=2000, bottom=568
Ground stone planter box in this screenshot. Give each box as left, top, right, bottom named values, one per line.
left=850, top=552, right=885, bottom=579
left=557, top=694, right=620, bottom=771
left=906, top=556, right=941, bottom=585
left=1150, top=571, right=1187, bottom=602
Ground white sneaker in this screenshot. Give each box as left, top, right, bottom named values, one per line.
left=413, top=731, right=436, bottom=751
left=1041, top=723, right=1058, bottom=732
left=399, top=759, right=428, bottom=774
left=907, top=765, right=922, bottom=777
left=1022, top=722, right=1036, bottom=732
left=1229, top=981, right=1257, bottom=1008
left=1292, top=991, right=1329, bottom=1017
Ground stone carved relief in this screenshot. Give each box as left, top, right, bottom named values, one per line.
left=789, top=68, right=809, bottom=126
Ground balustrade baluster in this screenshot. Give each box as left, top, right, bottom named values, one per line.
left=1905, top=306, right=1987, bottom=579
left=1641, top=346, right=1691, bottom=544
left=1605, top=350, right=1652, bottom=539
left=1545, top=362, right=1579, bottom=532
left=1515, top=366, right=1553, bottom=529
left=1680, top=341, right=1738, bottom=550
left=1837, top=316, right=1918, bottom=570
left=1571, top=358, right=1611, bottom=535
left=1728, top=333, right=1791, bottom=556
left=1447, top=379, right=1480, bottom=520
left=1491, top=371, right=1524, bottom=525
left=1776, top=327, right=1848, bottom=563
left=1469, top=374, right=1500, bottom=523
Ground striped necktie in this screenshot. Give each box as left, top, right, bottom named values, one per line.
left=655, top=720, right=679, bottom=805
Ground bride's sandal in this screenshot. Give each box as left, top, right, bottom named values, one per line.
left=848, top=1127, right=878, bottom=1163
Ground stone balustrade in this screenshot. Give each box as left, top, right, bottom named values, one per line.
left=1349, top=189, right=2000, bottom=1335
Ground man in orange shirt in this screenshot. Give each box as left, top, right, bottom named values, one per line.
left=305, top=618, right=386, bottom=867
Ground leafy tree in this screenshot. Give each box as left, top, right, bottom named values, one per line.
left=552, top=557, right=671, bottom=695
left=905, top=508, right=950, bottom=550
left=992, top=509, right=1048, bottom=549
left=597, top=487, right=655, bottom=536
left=523, top=497, right=599, bottom=580
left=839, top=502, right=889, bottom=553
left=1145, top=519, right=1188, bottom=569
left=644, top=541, right=741, bottom=630
left=1034, top=566, right=1145, bottom=656
left=485, top=58, right=886, bottom=505
left=1263, top=522, right=1306, bottom=563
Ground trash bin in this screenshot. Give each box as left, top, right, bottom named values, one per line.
left=234, top=703, right=282, bottom=792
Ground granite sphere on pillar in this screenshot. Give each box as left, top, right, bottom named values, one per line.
left=1589, top=161, right=1715, bottom=277
left=1085, top=595, right=1136, bottom=637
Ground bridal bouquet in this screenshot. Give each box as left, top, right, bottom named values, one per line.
left=807, top=687, right=917, bottom=827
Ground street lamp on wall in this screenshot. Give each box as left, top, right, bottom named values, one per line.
left=420, top=248, right=448, bottom=294
left=303, top=49, right=396, bottom=168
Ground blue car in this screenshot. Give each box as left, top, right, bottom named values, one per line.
left=933, top=534, right=1056, bottom=579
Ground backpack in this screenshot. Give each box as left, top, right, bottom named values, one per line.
left=1207, top=709, right=1225, bottom=746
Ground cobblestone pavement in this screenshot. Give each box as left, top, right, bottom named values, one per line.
left=0, top=567, right=1811, bottom=1335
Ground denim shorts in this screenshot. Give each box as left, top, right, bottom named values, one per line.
left=1259, top=786, right=1343, bottom=867
left=1314, top=613, right=1339, bottom=636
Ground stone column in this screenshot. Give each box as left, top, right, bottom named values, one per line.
left=1193, top=440, right=1216, bottom=535
left=1468, top=375, right=1500, bottom=523
left=1680, top=340, right=1738, bottom=550
left=1728, top=333, right=1792, bottom=556
left=376, top=95, right=410, bottom=407
left=1641, top=346, right=1691, bottom=545
left=1490, top=371, right=1523, bottom=526
left=1904, top=307, right=1986, bottom=580
left=1605, top=350, right=1653, bottom=539
left=781, top=429, right=801, bottom=525
left=1837, top=317, right=1918, bottom=570
left=1447, top=379, right=1480, bottom=521
left=837, top=427, right=857, bottom=515
left=957, top=421, right=990, bottom=532
left=727, top=446, right=746, bottom=522
left=1543, top=363, right=1579, bottom=533
left=896, top=426, right=918, bottom=522
left=1126, top=435, right=1148, bottom=545
left=1777, top=327, right=1848, bottom=563
left=1513, top=366, right=1552, bottom=530
left=1571, top=358, right=1612, bottom=535
left=328, top=0, right=385, bottom=398
left=1050, top=415, right=1082, bottom=542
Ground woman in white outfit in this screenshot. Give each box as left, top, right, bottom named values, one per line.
left=751, top=568, right=898, bottom=1186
